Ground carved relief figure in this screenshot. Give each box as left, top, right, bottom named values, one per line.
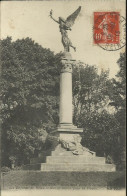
left=59, top=135, right=95, bottom=156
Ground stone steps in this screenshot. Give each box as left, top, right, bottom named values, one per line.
left=28, top=143, right=116, bottom=172
left=30, top=155, right=105, bottom=164
left=40, top=163, right=116, bottom=172
left=46, top=155, right=105, bottom=164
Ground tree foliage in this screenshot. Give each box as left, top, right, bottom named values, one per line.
left=109, top=52, right=126, bottom=168
left=72, top=54, right=126, bottom=169
left=73, top=63, right=112, bottom=124
left=0, top=37, right=61, bottom=165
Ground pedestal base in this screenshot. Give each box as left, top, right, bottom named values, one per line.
left=26, top=125, right=116, bottom=172
left=28, top=144, right=116, bottom=172
left=57, top=123, right=83, bottom=133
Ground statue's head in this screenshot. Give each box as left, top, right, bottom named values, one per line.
left=59, top=17, right=66, bottom=23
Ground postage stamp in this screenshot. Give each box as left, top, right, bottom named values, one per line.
left=94, top=12, right=120, bottom=44
left=93, top=12, right=126, bottom=51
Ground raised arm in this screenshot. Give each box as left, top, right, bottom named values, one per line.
left=50, top=10, right=59, bottom=24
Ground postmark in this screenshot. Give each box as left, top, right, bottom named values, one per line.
left=93, top=12, right=126, bottom=51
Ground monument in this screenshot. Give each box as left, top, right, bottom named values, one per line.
left=29, top=7, right=116, bottom=171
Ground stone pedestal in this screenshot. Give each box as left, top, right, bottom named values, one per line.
left=29, top=144, right=116, bottom=172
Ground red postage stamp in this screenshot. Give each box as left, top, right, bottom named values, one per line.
left=94, top=12, right=120, bottom=44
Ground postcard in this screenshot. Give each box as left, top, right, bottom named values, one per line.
left=0, top=0, right=126, bottom=195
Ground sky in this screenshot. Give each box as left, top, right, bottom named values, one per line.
left=1, top=0, right=125, bottom=78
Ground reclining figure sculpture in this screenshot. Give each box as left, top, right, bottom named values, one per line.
left=59, top=135, right=95, bottom=156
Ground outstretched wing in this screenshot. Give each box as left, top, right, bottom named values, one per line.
left=65, top=6, right=81, bottom=28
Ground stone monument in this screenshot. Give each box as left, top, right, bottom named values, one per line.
left=29, top=7, right=116, bottom=172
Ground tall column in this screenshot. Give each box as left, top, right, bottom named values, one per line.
left=57, top=53, right=83, bottom=133
left=59, top=58, right=73, bottom=125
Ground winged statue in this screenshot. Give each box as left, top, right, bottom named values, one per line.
left=50, top=6, right=81, bottom=52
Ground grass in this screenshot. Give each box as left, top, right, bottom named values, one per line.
left=1, top=170, right=125, bottom=190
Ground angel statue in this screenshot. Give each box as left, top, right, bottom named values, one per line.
left=49, top=6, right=81, bottom=52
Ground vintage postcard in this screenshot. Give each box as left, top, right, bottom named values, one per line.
left=0, top=0, right=126, bottom=196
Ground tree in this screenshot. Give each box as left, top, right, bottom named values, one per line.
left=72, top=61, right=125, bottom=168
left=73, top=63, right=112, bottom=125
left=0, top=37, right=62, bottom=166
left=109, top=52, right=126, bottom=110
left=108, top=52, right=126, bottom=169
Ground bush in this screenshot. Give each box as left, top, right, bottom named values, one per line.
left=1, top=166, right=11, bottom=173
left=13, top=166, right=23, bottom=170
